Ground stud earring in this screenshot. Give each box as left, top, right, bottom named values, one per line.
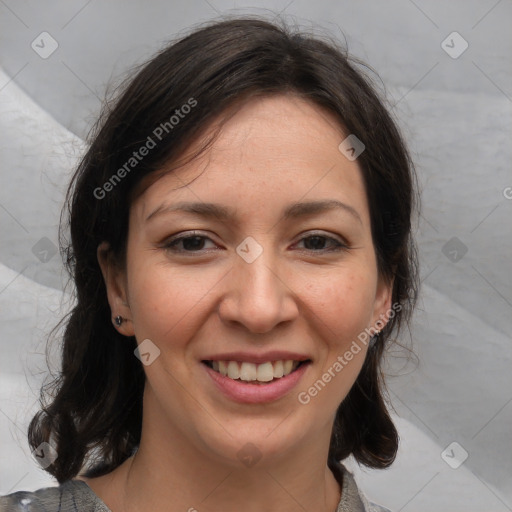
left=114, top=316, right=123, bottom=327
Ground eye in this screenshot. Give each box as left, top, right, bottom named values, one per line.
left=294, top=233, right=348, bottom=252
left=162, top=232, right=218, bottom=253
left=161, top=231, right=348, bottom=255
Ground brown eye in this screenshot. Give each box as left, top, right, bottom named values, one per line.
left=163, top=232, right=218, bottom=253
left=295, top=233, right=347, bottom=252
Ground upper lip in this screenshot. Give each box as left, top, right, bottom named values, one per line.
left=202, top=351, right=312, bottom=364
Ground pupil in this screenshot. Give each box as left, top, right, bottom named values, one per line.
left=305, top=236, right=325, bottom=250
left=183, top=236, right=204, bottom=250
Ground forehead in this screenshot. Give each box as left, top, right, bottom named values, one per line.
left=134, top=94, right=370, bottom=226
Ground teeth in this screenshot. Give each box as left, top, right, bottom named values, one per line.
left=218, top=360, right=228, bottom=376
left=227, top=361, right=239, bottom=379
left=210, top=360, right=303, bottom=382
left=240, top=361, right=257, bottom=381
left=273, top=360, right=284, bottom=378
left=257, top=362, right=274, bottom=382
left=283, top=360, right=294, bottom=374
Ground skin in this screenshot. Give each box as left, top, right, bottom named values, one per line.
left=78, top=94, right=393, bottom=512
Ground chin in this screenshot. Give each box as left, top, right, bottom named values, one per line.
left=196, top=415, right=311, bottom=468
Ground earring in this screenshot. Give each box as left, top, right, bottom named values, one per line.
left=114, top=316, right=123, bottom=327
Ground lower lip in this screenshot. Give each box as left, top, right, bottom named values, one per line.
left=203, top=362, right=310, bottom=404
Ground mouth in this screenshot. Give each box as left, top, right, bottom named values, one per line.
left=201, top=359, right=311, bottom=385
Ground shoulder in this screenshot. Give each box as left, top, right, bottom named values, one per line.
left=334, top=461, right=393, bottom=512
left=0, top=480, right=111, bottom=512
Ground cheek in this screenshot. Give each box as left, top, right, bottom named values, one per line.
left=126, top=258, right=215, bottom=346
left=298, top=271, right=376, bottom=406
left=304, top=268, right=377, bottom=344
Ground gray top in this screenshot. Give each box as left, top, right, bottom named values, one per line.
left=0, top=463, right=391, bottom=512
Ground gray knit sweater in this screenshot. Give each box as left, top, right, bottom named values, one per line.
left=0, top=463, right=391, bottom=512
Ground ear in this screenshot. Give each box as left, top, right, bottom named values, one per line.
left=370, top=273, right=394, bottom=333
left=97, top=241, right=135, bottom=337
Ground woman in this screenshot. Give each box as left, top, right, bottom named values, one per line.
left=1, top=17, right=418, bottom=512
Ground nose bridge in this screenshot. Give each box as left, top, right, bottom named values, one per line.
left=219, top=238, right=297, bottom=333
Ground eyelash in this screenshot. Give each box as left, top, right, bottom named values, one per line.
left=162, top=231, right=348, bottom=255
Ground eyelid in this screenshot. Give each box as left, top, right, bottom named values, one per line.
left=161, top=230, right=220, bottom=252
left=161, top=229, right=349, bottom=255
left=292, top=230, right=349, bottom=251
left=296, top=229, right=347, bottom=243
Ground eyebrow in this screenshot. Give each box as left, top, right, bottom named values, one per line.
left=145, top=199, right=362, bottom=225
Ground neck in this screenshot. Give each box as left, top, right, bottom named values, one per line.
left=120, top=450, right=341, bottom=512
left=94, top=390, right=342, bottom=512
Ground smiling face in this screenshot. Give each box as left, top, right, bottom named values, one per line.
left=100, top=94, right=392, bottom=468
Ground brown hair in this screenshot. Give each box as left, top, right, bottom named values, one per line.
left=28, top=16, right=419, bottom=483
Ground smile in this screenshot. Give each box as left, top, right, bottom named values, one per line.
left=203, top=360, right=307, bottom=383
left=202, top=358, right=311, bottom=404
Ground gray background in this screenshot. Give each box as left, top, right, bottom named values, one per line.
left=1, top=1, right=511, bottom=510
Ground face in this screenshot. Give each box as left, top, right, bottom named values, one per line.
left=100, top=94, right=392, bottom=468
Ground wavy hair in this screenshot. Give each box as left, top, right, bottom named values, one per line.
left=28, top=16, right=419, bottom=483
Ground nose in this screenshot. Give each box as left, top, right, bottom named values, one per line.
left=218, top=248, right=299, bottom=334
